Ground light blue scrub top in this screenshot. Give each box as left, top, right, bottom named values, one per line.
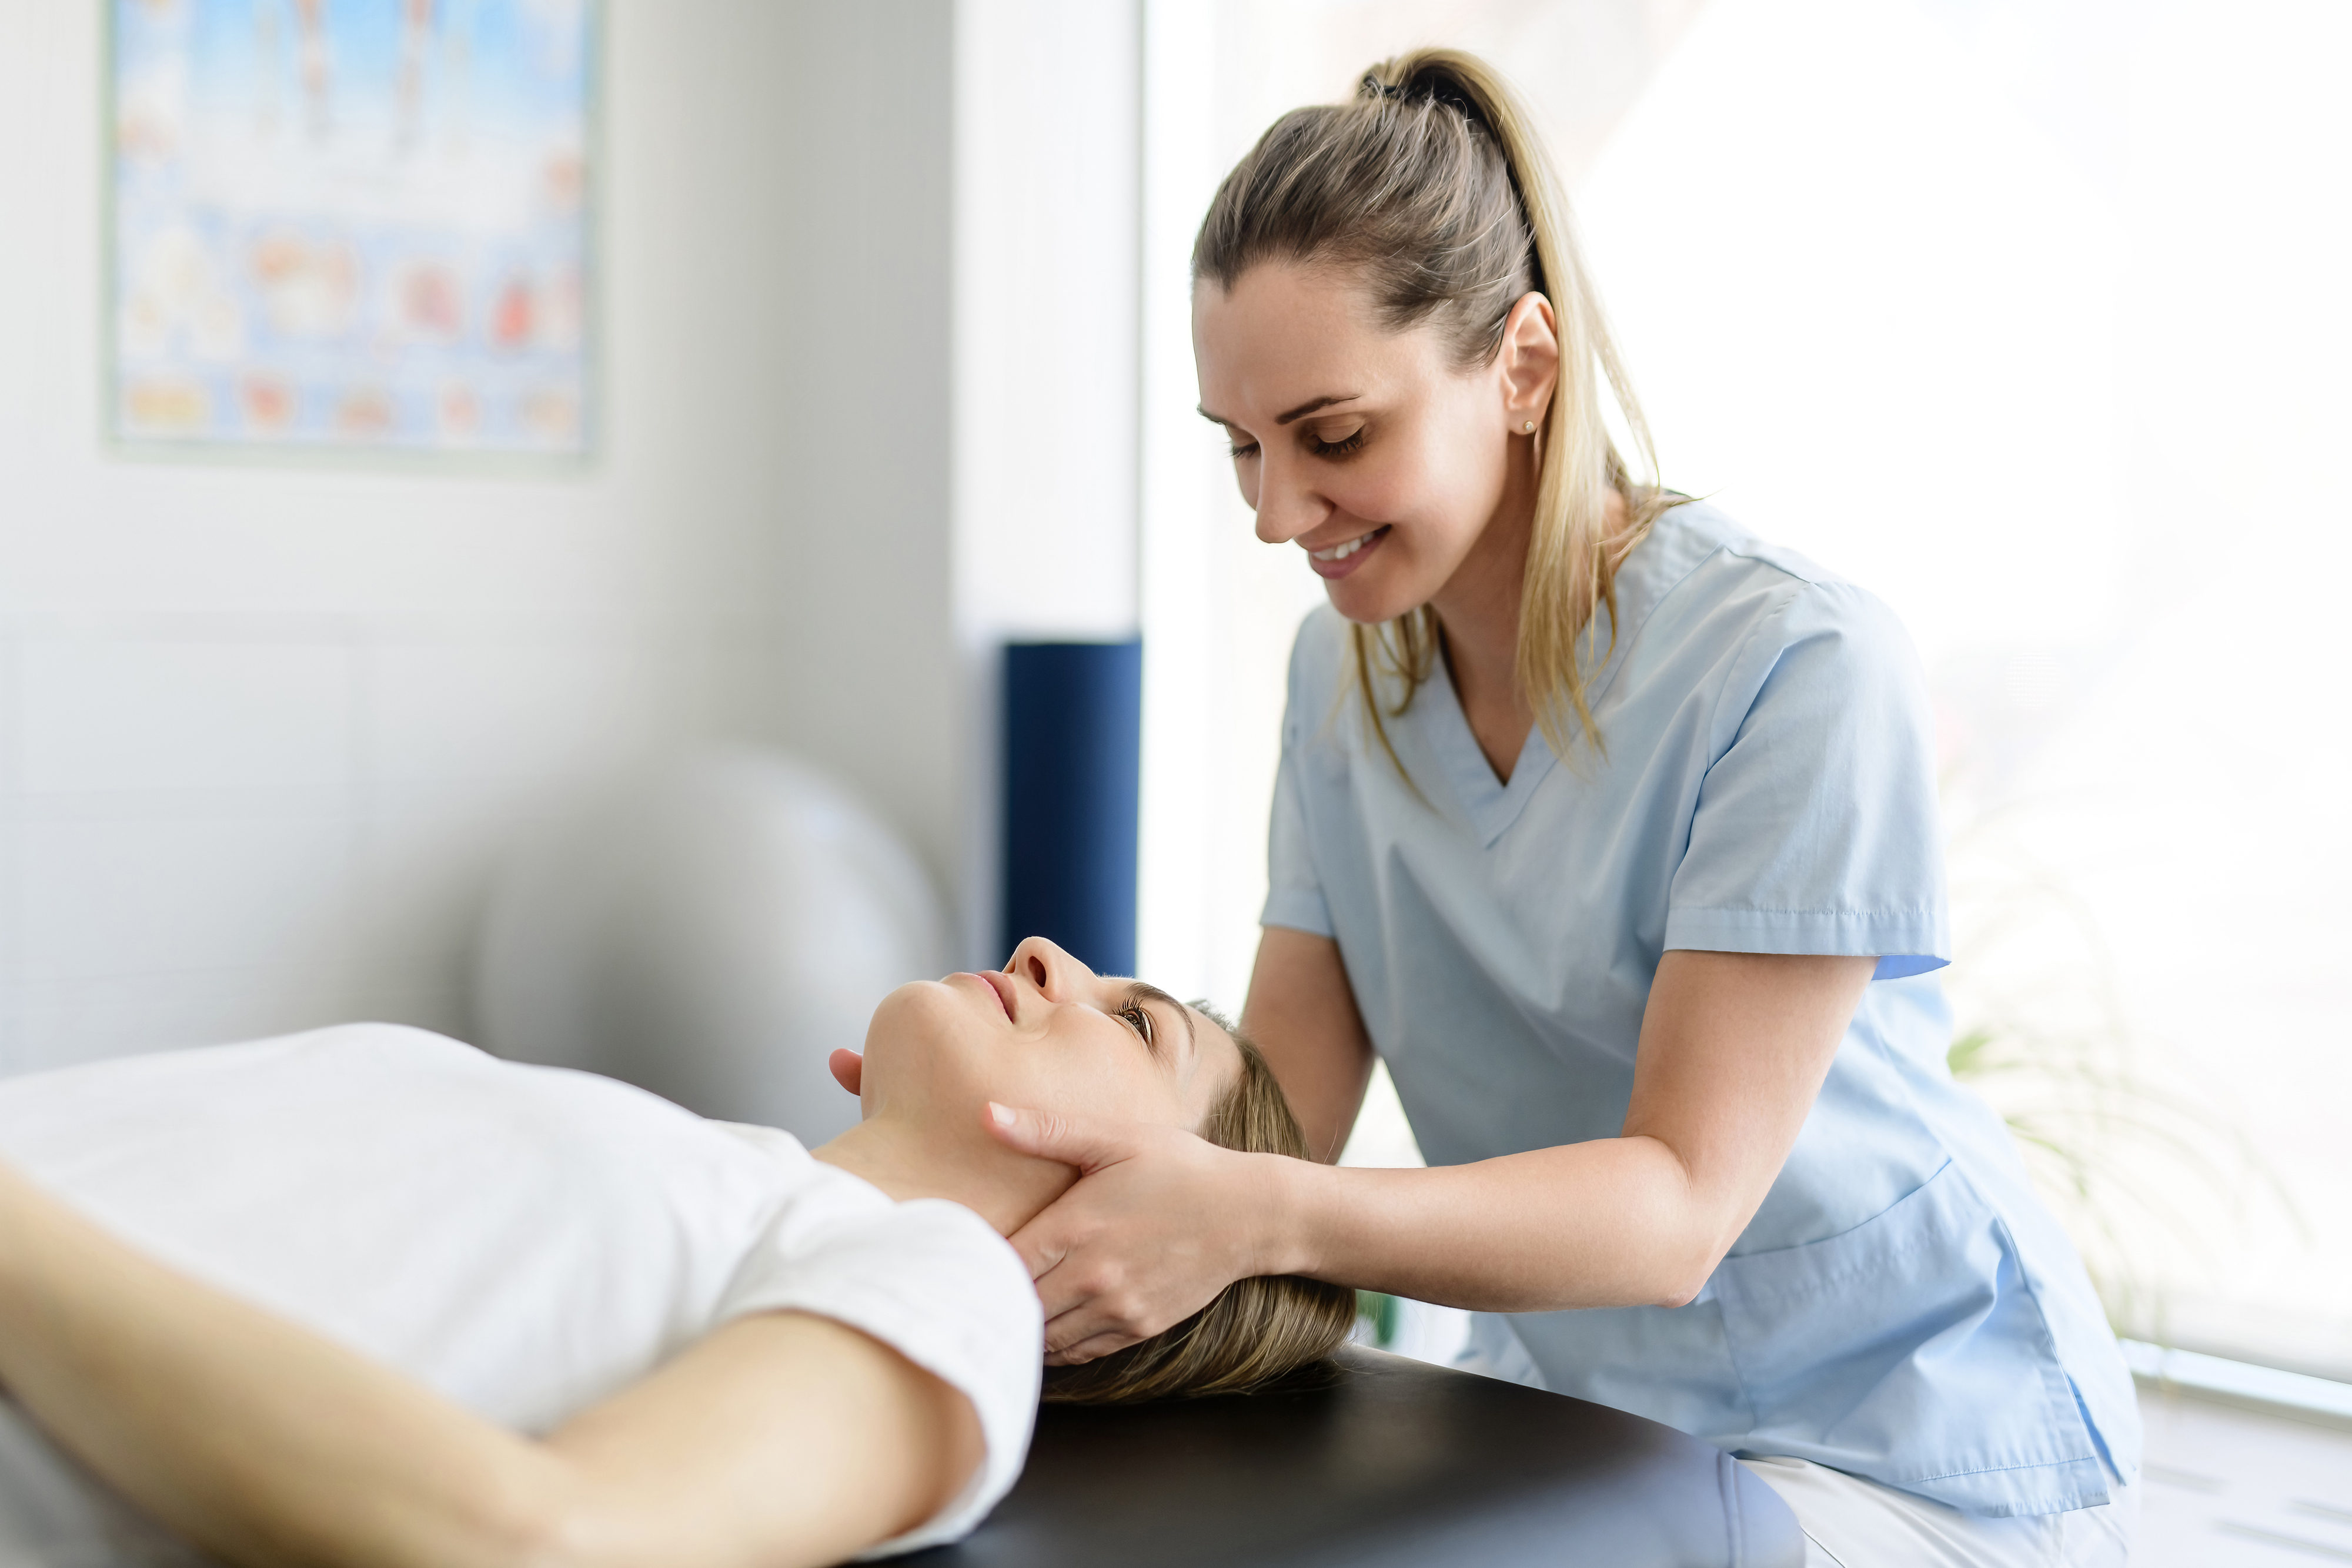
left=1264, top=500, right=2139, bottom=1517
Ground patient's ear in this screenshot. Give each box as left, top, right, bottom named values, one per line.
left=828, top=1048, right=864, bottom=1097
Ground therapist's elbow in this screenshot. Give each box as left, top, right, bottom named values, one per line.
left=1653, top=1278, right=1707, bottom=1310
left=1653, top=1243, right=1738, bottom=1310
left=1650, top=1256, right=1719, bottom=1310
left=1606, top=1208, right=1724, bottom=1309
left=1623, top=1145, right=1739, bottom=1309
left=1651, top=1189, right=1743, bottom=1308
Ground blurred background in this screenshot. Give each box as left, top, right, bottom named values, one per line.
left=2, top=0, right=2347, bottom=1552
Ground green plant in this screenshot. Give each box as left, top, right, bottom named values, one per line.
left=1939, top=801, right=2303, bottom=1337
left=1355, top=1288, right=1401, bottom=1349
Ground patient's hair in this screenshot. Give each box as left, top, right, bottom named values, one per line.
left=1043, top=1008, right=1358, bottom=1404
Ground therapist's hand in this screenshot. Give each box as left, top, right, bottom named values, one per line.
left=985, top=1104, right=1277, bottom=1364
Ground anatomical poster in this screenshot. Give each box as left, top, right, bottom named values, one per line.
left=109, top=0, right=593, bottom=457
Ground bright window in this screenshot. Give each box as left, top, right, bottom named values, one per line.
left=1141, top=0, right=2352, bottom=1376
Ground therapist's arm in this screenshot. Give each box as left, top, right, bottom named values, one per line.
left=994, top=943, right=1873, bottom=1362
left=1241, top=926, right=1378, bottom=1163
left=0, top=1168, right=981, bottom=1568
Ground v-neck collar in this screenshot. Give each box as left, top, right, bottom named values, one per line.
left=1422, top=651, right=1558, bottom=847
left=1415, top=500, right=1718, bottom=847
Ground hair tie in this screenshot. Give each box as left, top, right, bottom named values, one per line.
left=1361, top=73, right=1405, bottom=101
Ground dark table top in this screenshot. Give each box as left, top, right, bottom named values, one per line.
left=913, top=1345, right=1802, bottom=1567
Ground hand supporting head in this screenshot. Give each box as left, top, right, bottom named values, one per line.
left=818, top=937, right=1355, bottom=1403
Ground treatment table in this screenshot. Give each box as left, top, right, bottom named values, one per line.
left=915, top=1345, right=1804, bottom=1567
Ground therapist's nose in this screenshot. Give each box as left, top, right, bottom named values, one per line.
left=1252, top=451, right=1329, bottom=547
left=1004, top=935, right=1097, bottom=1004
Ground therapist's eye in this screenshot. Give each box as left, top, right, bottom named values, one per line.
left=1308, top=426, right=1365, bottom=459
left=1227, top=437, right=1260, bottom=461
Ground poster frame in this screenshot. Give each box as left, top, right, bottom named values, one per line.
left=98, top=0, right=605, bottom=475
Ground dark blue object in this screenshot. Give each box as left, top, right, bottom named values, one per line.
left=1001, top=640, right=1142, bottom=975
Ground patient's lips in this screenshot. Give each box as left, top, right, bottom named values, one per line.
left=956, top=970, right=1017, bottom=1023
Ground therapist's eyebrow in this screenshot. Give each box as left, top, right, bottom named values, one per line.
left=1195, top=393, right=1363, bottom=429
left=1122, top=982, right=1195, bottom=1057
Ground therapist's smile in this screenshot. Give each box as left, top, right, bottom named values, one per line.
left=1304, top=524, right=1391, bottom=579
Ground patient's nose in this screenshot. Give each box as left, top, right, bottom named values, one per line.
left=1004, top=935, right=1095, bottom=1002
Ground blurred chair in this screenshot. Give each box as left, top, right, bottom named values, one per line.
left=474, top=749, right=948, bottom=1147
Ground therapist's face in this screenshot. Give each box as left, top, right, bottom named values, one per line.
left=1193, top=260, right=1556, bottom=627
left=860, top=936, right=1241, bottom=1138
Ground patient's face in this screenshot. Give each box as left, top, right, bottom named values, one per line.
left=862, top=937, right=1241, bottom=1137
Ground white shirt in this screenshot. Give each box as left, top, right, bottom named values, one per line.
left=0, top=1024, right=1041, bottom=1564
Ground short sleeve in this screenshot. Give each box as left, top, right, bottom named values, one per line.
left=1663, top=582, right=1949, bottom=980
left=716, top=1188, right=1043, bottom=1558
left=1260, top=616, right=1338, bottom=938
left=1261, top=743, right=1335, bottom=938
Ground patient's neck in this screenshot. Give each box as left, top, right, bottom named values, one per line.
left=813, top=1114, right=1073, bottom=1238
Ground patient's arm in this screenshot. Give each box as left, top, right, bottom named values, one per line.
left=0, top=1162, right=982, bottom=1568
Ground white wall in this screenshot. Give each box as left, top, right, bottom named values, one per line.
left=953, top=0, right=1143, bottom=957
left=0, top=0, right=965, bottom=1072
left=956, top=0, right=1141, bottom=646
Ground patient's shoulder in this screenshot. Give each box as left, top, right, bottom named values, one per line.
left=713, top=1191, right=1043, bottom=1554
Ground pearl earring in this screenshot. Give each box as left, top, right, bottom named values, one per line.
left=1521, top=420, right=1536, bottom=433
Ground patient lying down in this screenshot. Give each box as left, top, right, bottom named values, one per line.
left=0, top=937, right=1352, bottom=1568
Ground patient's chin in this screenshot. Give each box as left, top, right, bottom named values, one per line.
left=860, top=997, right=1007, bottom=1118
left=864, top=979, right=972, bottom=1057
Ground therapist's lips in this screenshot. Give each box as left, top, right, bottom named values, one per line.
left=955, top=970, right=1017, bottom=1022
left=1303, top=524, right=1390, bottom=580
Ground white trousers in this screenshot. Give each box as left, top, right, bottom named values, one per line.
left=1740, top=1455, right=2137, bottom=1568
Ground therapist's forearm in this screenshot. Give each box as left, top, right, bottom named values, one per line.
left=1258, top=951, right=1872, bottom=1312
left=1265, top=1136, right=1730, bottom=1313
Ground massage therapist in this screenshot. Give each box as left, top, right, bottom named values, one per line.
left=986, top=50, right=2141, bottom=1567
